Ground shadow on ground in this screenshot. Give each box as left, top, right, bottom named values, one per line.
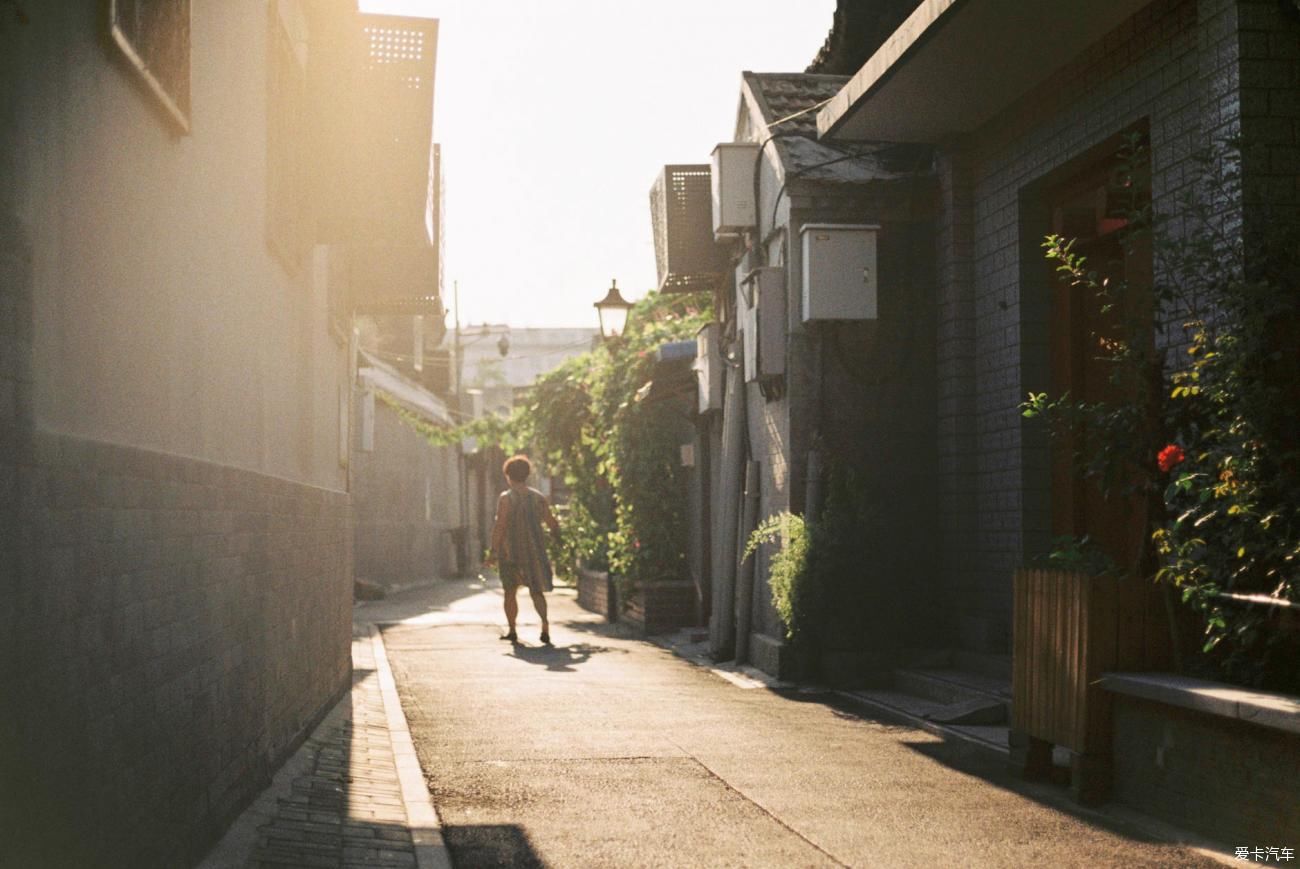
left=507, top=641, right=627, bottom=672
left=441, top=823, right=546, bottom=869
left=355, top=578, right=497, bottom=625
left=883, top=725, right=1224, bottom=863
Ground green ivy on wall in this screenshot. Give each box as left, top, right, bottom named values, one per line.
left=394, top=291, right=712, bottom=589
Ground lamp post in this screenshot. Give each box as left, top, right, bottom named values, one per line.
left=593, top=279, right=632, bottom=342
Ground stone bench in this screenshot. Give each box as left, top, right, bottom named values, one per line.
left=1101, top=672, right=1300, bottom=845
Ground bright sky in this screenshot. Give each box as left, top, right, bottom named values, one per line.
left=358, top=0, right=838, bottom=329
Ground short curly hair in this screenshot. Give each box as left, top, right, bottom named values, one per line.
left=503, top=454, right=532, bottom=483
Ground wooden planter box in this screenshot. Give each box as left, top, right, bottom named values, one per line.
left=576, top=564, right=617, bottom=621
left=1011, top=568, right=1169, bottom=803
left=621, top=579, right=698, bottom=636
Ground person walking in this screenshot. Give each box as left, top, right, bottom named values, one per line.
left=486, top=454, right=561, bottom=644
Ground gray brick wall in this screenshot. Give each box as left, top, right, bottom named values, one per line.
left=933, top=0, right=1300, bottom=652
left=351, top=398, right=460, bottom=587
left=739, top=191, right=937, bottom=668
left=1232, top=0, right=1300, bottom=237
left=1111, top=696, right=1300, bottom=844
left=0, top=209, right=35, bottom=866
left=935, top=0, right=1207, bottom=651
left=2, top=429, right=352, bottom=867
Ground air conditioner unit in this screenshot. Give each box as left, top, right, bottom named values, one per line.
left=711, top=142, right=760, bottom=239
left=650, top=165, right=729, bottom=293
left=694, top=322, right=723, bottom=413
left=800, top=224, right=879, bottom=322
left=740, top=267, right=786, bottom=383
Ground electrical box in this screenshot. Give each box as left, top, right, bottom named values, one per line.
left=693, top=322, right=723, bottom=413
left=741, top=267, right=786, bottom=383
left=800, top=223, right=879, bottom=322
left=711, top=142, right=760, bottom=239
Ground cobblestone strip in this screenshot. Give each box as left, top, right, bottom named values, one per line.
left=200, top=628, right=447, bottom=869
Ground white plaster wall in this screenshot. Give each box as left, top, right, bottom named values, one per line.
left=13, top=2, right=346, bottom=491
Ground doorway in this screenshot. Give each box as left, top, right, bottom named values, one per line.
left=1045, top=149, right=1153, bottom=574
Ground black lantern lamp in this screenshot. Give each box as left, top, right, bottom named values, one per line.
left=593, top=279, right=632, bottom=341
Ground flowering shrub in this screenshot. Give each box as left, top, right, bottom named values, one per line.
left=1156, top=444, right=1185, bottom=474
left=1024, top=140, right=1300, bottom=689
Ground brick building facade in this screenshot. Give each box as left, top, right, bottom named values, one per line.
left=815, top=0, right=1300, bottom=653
left=1, top=3, right=443, bottom=865
left=699, top=0, right=1300, bottom=677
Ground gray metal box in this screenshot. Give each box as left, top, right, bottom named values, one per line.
left=741, top=266, right=786, bottom=382
left=800, top=223, right=879, bottom=321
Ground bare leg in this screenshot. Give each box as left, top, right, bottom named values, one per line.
left=529, top=588, right=549, bottom=640
left=503, top=585, right=519, bottom=636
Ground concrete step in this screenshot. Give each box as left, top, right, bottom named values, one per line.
left=836, top=688, right=1010, bottom=759
left=925, top=695, right=1007, bottom=726
left=952, top=650, right=1013, bottom=682
left=833, top=650, right=1014, bottom=754
left=892, top=667, right=1011, bottom=706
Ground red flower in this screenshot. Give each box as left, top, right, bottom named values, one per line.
left=1157, top=444, right=1185, bottom=473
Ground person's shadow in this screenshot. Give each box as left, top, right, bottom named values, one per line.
left=507, top=642, right=622, bottom=672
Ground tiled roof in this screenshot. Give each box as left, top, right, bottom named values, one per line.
left=745, top=72, right=850, bottom=137
left=740, top=72, right=908, bottom=184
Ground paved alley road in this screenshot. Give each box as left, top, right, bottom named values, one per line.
left=377, top=579, right=1224, bottom=869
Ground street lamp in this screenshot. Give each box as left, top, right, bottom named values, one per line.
left=593, top=279, right=632, bottom=341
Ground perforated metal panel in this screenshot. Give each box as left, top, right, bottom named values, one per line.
left=650, top=165, right=730, bottom=294
left=363, top=20, right=433, bottom=86
left=316, top=13, right=438, bottom=247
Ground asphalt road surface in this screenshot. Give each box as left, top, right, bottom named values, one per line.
left=375, top=579, right=1224, bottom=869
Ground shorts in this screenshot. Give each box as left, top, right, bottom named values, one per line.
left=499, top=561, right=550, bottom=594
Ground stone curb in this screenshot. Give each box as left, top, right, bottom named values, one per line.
left=196, top=626, right=453, bottom=868
left=370, top=624, right=453, bottom=869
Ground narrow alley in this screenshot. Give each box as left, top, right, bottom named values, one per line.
left=370, top=580, right=1221, bottom=868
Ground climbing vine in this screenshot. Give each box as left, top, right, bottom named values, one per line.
left=397, top=291, right=711, bottom=589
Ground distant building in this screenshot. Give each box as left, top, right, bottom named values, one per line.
left=451, top=325, right=598, bottom=567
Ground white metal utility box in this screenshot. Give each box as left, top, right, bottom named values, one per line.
left=740, top=266, right=786, bottom=383
left=711, top=142, right=760, bottom=239
left=693, top=322, right=724, bottom=414
left=800, top=223, right=879, bottom=322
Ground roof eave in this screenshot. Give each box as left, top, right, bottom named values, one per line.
left=817, top=0, right=1155, bottom=143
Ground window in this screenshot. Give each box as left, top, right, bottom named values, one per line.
left=109, top=0, right=191, bottom=132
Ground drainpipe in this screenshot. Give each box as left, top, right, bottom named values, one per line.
left=735, top=460, right=760, bottom=664
left=709, top=348, right=747, bottom=659
left=804, top=449, right=822, bottom=524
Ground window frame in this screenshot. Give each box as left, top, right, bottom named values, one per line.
left=108, top=0, right=192, bottom=134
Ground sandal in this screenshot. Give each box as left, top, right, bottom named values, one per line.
left=502, top=630, right=518, bottom=643
left=540, top=631, right=551, bottom=645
